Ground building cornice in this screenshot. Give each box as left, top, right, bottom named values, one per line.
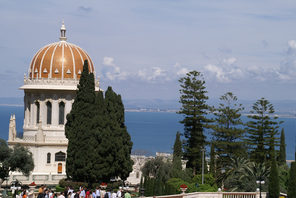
left=20, top=77, right=100, bottom=91
left=8, top=140, right=68, bottom=147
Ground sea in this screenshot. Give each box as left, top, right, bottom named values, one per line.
left=1, top=106, right=296, bottom=160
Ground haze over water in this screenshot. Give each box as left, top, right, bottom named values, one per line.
left=0, top=106, right=295, bottom=160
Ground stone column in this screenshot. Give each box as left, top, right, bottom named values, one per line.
left=31, top=97, right=36, bottom=127
left=52, top=100, right=59, bottom=126
left=65, top=100, right=72, bottom=123
left=40, top=101, right=45, bottom=127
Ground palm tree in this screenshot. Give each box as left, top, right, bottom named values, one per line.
left=222, top=157, right=270, bottom=192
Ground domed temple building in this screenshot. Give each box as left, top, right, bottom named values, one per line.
left=7, top=23, right=100, bottom=184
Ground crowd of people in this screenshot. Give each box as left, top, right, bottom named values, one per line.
left=36, top=185, right=132, bottom=198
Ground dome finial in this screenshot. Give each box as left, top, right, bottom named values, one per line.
left=60, top=20, right=67, bottom=41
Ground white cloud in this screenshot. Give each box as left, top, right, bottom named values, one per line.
left=177, top=68, right=189, bottom=76
left=102, top=57, right=129, bottom=81
left=288, top=40, right=296, bottom=49
left=204, top=64, right=230, bottom=82
left=223, top=57, right=237, bottom=65
left=103, top=57, right=115, bottom=67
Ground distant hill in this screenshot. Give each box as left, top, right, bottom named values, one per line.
left=0, top=97, right=23, bottom=106
left=1, top=97, right=296, bottom=116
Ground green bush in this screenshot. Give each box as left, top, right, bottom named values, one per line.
left=59, top=179, right=87, bottom=190
left=196, top=184, right=217, bottom=192
left=55, top=185, right=65, bottom=192
left=165, top=178, right=198, bottom=194
left=191, top=174, right=216, bottom=186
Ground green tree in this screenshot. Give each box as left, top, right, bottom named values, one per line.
left=279, top=129, right=286, bottom=165
left=211, top=92, right=245, bottom=171
left=288, top=153, right=296, bottom=198
left=0, top=139, right=34, bottom=182
left=178, top=71, right=211, bottom=175
left=66, top=61, right=133, bottom=183
left=65, top=60, right=97, bottom=183
left=245, top=98, right=281, bottom=165
left=278, top=164, right=289, bottom=194
left=268, top=159, right=280, bottom=198
left=104, top=87, right=133, bottom=181
left=142, top=157, right=172, bottom=184
left=223, top=157, right=270, bottom=192
left=170, top=132, right=182, bottom=177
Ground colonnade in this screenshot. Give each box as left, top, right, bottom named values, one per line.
left=23, top=92, right=74, bottom=128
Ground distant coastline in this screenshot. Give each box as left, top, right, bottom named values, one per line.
left=2, top=103, right=296, bottom=118
left=0, top=104, right=23, bottom=107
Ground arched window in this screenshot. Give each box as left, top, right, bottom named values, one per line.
left=59, top=102, right=65, bottom=125
left=47, top=153, right=51, bottom=164
left=55, top=151, right=66, bottom=162
left=35, top=101, right=40, bottom=124
left=46, top=101, right=52, bottom=124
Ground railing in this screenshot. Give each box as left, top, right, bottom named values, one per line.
left=223, top=193, right=257, bottom=198
left=152, top=191, right=266, bottom=198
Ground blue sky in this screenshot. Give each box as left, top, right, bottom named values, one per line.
left=1, top=0, right=296, bottom=101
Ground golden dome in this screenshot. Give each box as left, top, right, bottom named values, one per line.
left=29, top=23, right=94, bottom=80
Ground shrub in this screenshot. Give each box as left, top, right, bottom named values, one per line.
left=59, top=179, right=87, bottom=190
left=165, top=178, right=198, bottom=194
left=55, top=185, right=64, bottom=192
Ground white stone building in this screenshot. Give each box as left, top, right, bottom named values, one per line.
left=7, top=23, right=99, bottom=185
left=6, top=23, right=173, bottom=186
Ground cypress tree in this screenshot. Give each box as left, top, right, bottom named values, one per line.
left=104, top=87, right=133, bottom=180
left=211, top=92, right=245, bottom=170
left=172, top=132, right=182, bottom=171
left=90, top=90, right=110, bottom=182
left=268, top=159, right=280, bottom=198
left=245, top=98, right=281, bottom=165
left=178, top=71, right=211, bottom=175
left=65, top=60, right=97, bottom=183
left=143, top=176, right=148, bottom=196
left=66, top=62, right=133, bottom=183
left=279, top=129, right=286, bottom=165
left=288, top=159, right=296, bottom=198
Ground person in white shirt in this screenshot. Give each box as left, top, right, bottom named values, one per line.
left=58, top=192, right=65, bottom=198
left=116, top=188, right=122, bottom=198
left=95, top=187, right=100, bottom=198
left=80, top=188, right=86, bottom=198
left=111, top=191, right=117, bottom=198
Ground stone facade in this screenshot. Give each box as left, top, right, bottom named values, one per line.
left=7, top=23, right=99, bottom=185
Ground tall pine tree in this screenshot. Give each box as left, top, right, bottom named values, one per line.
left=178, top=71, right=211, bottom=175
left=211, top=92, right=245, bottom=170
left=278, top=129, right=286, bottom=165
left=245, top=98, right=281, bottom=165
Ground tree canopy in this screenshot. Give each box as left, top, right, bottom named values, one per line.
left=65, top=60, right=133, bottom=183
left=0, top=139, right=34, bottom=181
left=245, top=98, right=281, bottom=165
left=178, top=70, right=211, bottom=175
left=211, top=92, right=246, bottom=171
